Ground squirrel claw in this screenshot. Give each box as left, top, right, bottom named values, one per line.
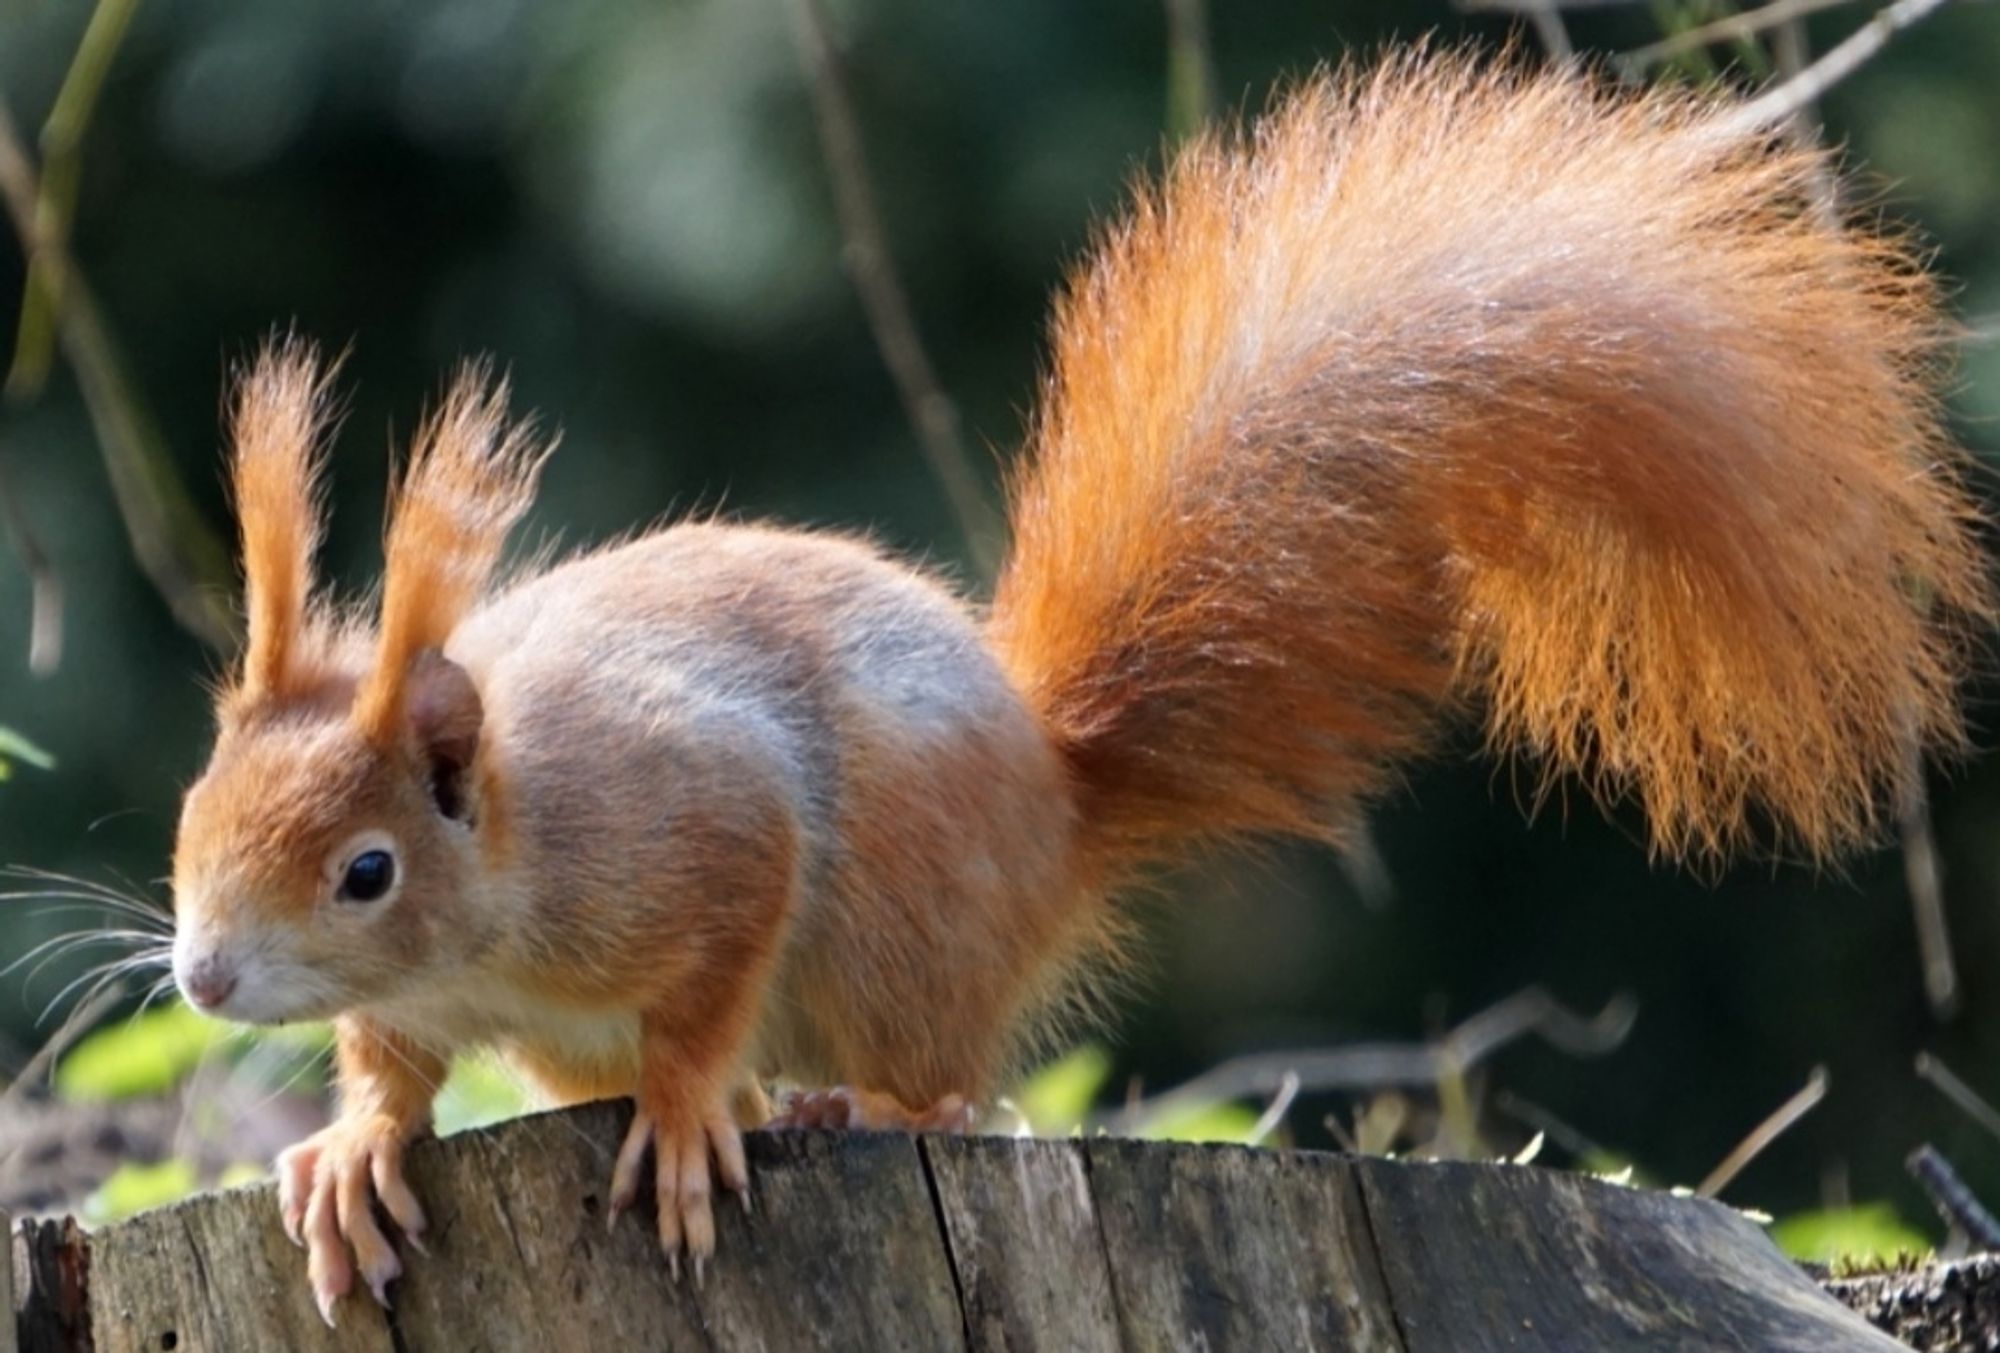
left=277, top=1114, right=420, bottom=1326
left=611, top=1087, right=739, bottom=1283
left=362, top=1252, right=400, bottom=1310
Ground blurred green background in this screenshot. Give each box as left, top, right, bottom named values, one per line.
left=4, top=0, right=2000, bottom=1255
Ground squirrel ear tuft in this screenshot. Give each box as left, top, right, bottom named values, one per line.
left=352, top=363, right=547, bottom=744
left=405, top=649, right=483, bottom=821
left=229, top=336, right=339, bottom=700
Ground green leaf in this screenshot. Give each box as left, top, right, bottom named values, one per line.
left=1012, top=1044, right=1112, bottom=1133
left=0, top=725, right=54, bottom=773
left=1771, top=1204, right=1929, bottom=1267
left=433, top=1051, right=536, bottom=1137
left=1136, top=1098, right=1265, bottom=1145
left=87, top=1158, right=198, bottom=1223
left=55, top=1002, right=229, bottom=1102
left=217, top=1162, right=268, bottom=1190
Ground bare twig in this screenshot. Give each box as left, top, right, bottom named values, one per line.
left=0, top=448, right=63, bottom=673
left=1524, top=2, right=1576, bottom=59
left=1725, top=0, right=1959, bottom=134
left=1450, top=0, right=1574, bottom=56
left=0, top=98, right=238, bottom=650
left=1915, top=1053, right=2000, bottom=1145
left=1772, top=13, right=1820, bottom=130
left=1620, top=0, right=1859, bottom=74
left=1163, top=0, right=1219, bottom=135
left=1098, top=986, right=1637, bottom=1135
left=1908, top=1144, right=2000, bottom=1250
left=1246, top=1071, right=1299, bottom=1146
left=1493, top=1089, right=1613, bottom=1162
left=1901, top=734, right=1958, bottom=1020
left=1767, top=12, right=1845, bottom=228
left=1458, top=0, right=1657, bottom=9
left=1696, top=1065, right=1828, bottom=1199
left=786, top=0, right=1002, bottom=576
left=1337, top=819, right=1395, bottom=911
left=6, top=0, right=141, bottom=402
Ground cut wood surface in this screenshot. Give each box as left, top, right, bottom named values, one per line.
left=9, top=1101, right=1912, bottom=1351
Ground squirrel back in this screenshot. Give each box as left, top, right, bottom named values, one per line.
left=989, top=50, right=1989, bottom=884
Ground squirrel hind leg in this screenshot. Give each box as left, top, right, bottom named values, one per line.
left=763, top=1085, right=976, bottom=1134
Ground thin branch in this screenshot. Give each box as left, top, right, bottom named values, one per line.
left=1523, top=2, right=1576, bottom=60
left=786, top=0, right=1002, bottom=577
left=1246, top=1071, right=1299, bottom=1146
left=1493, top=1090, right=1614, bottom=1163
left=0, top=97, right=238, bottom=650
left=1098, top=986, right=1637, bottom=1135
left=0, top=447, right=63, bottom=673
left=1908, top=1144, right=2000, bottom=1250
left=1915, top=1053, right=2000, bottom=1145
left=1771, top=13, right=1846, bottom=228
left=1772, top=13, right=1821, bottom=129
left=6, top=0, right=141, bottom=402
left=1458, top=0, right=1657, bottom=9
left=1901, top=734, right=1958, bottom=1021
left=1725, top=0, right=1959, bottom=134
left=1163, top=0, right=1219, bottom=137
left=1620, top=0, right=1860, bottom=75
left=1697, top=1065, right=1828, bottom=1199
left=1337, top=819, right=1395, bottom=911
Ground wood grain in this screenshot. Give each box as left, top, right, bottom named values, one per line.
left=1356, top=1156, right=1906, bottom=1352
left=9, top=1105, right=1920, bottom=1351
left=921, top=1134, right=1119, bottom=1352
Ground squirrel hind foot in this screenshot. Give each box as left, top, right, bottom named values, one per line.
left=763, top=1086, right=976, bottom=1134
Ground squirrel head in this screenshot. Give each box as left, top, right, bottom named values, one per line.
left=171, top=340, right=544, bottom=1024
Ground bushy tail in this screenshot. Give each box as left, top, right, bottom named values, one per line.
left=987, top=51, right=1989, bottom=882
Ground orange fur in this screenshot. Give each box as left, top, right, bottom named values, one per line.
left=991, top=51, right=1989, bottom=878
left=227, top=338, right=338, bottom=701
left=352, top=366, right=549, bottom=744
left=172, top=49, right=1993, bottom=1310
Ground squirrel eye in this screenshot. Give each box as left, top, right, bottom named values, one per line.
left=338, top=849, right=396, bottom=904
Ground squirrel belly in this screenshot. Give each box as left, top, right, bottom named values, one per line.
left=443, top=522, right=1082, bottom=1106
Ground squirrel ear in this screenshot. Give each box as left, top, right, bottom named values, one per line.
left=405, top=650, right=483, bottom=822
left=351, top=364, right=547, bottom=743
left=230, top=337, right=338, bottom=699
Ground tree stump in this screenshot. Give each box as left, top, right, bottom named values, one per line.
left=8, top=1101, right=1911, bottom=1351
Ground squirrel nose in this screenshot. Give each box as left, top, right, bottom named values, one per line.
left=179, top=955, right=237, bottom=1012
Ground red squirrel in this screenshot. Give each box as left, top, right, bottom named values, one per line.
left=169, top=52, right=1987, bottom=1322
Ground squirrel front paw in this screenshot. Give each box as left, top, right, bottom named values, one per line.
left=607, top=1088, right=748, bottom=1283
left=275, top=1114, right=426, bottom=1327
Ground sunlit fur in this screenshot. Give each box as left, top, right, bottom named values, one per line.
left=226, top=337, right=338, bottom=703
left=170, top=51, right=1988, bottom=1270
left=991, top=50, right=1990, bottom=882
left=173, top=711, right=494, bottom=1024
left=352, top=367, right=549, bottom=745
